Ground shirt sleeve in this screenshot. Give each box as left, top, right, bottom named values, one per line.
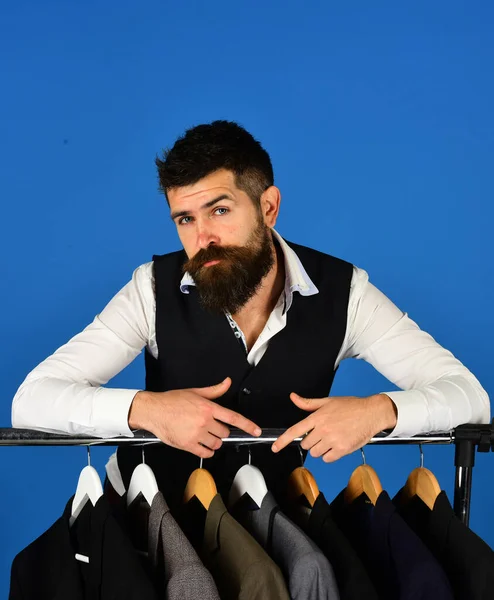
left=336, top=266, right=491, bottom=437
left=11, top=262, right=156, bottom=438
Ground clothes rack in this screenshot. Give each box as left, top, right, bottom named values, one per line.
left=1, top=422, right=493, bottom=527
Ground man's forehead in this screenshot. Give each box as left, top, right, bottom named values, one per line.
left=169, top=170, right=237, bottom=202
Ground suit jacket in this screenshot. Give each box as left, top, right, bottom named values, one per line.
left=284, top=491, right=379, bottom=600
left=232, top=491, right=340, bottom=599
left=9, top=495, right=85, bottom=600
left=10, top=494, right=159, bottom=600
left=394, top=488, right=494, bottom=600
left=147, top=491, right=220, bottom=599
left=182, top=493, right=290, bottom=600
left=330, top=489, right=454, bottom=600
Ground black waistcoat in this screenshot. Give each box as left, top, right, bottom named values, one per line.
left=117, top=239, right=353, bottom=510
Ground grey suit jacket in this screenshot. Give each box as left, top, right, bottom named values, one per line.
left=200, top=494, right=290, bottom=600
left=232, top=491, right=341, bottom=600
left=148, top=491, right=220, bottom=600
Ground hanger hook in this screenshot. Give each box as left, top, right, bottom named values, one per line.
left=298, top=443, right=304, bottom=466
left=199, top=456, right=203, bottom=469
left=360, top=447, right=366, bottom=465
left=419, top=443, right=424, bottom=468
left=86, top=445, right=91, bottom=467
left=141, top=445, right=146, bottom=465
left=248, top=446, right=252, bottom=466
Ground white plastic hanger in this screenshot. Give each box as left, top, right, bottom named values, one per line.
left=228, top=446, right=268, bottom=509
left=126, top=445, right=159, bottom=508
left=70, top=446, right=103, bottom=527
left=70, top=446, right=104, bottom=564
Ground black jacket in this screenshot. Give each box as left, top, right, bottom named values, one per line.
left=9, top=494, right=159, bottom=600
left=283, top=491, right=379, bottom=600
left=394, top=488, right=494, bottom=600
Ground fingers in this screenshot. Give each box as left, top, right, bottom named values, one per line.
left=187, top=434, right=223, bottom=460
left=290, top=393, right=330, bottom=412
left=300, top=429, right=322, bottom=452
left=209, top=420, right=231, bottom=440
left=192, top=444, right=215, bottom=459
left=321, top=449, right=342, bottom=464
left=193, top=377, right=232, bottom=399
left=200, top=432, right=223, bottom=451
left=307, top=438, right=331, bottom=458
left=272, top=416, right=314, bottom=453
left=213, top=405, right=262, bottom=437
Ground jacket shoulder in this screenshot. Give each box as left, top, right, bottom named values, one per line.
left=284, top=238, right=353, bottom=269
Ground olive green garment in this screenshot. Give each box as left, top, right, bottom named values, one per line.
left=201, top=494, right=290, bottom=600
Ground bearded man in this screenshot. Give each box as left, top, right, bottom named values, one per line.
left=12, top=120, right=490, bottom=507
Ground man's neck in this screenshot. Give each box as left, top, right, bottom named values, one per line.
left=232, top=240, right=285, bottom=323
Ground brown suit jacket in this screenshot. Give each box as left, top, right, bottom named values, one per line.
left=200, top=494, right=290, bottom=600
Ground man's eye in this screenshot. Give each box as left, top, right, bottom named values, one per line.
left=178, top=208, right=228, bottom=226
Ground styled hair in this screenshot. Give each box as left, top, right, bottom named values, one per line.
left=155, top=120, right=274, bottom=209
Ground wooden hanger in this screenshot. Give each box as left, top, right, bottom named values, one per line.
left=344, top=464, right=383, bottom=506
left=287, top=467, right=320, bottom=507
left=183, top=468, right=217, bottom=510
left=402, top=467, right=441, bottom=510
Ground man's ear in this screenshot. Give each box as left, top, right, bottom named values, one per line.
left=260, top=185, right=281, bottom=228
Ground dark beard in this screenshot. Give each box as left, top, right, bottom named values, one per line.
left=182, top=220, right=275, bottom=315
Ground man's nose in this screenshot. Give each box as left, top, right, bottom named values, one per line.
left=196, top=222, right=220, bottom=250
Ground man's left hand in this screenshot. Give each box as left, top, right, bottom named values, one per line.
left=271, top=392, right=398, bottom=463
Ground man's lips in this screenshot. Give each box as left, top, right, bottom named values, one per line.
left=203, top=260, right=222, bottom=267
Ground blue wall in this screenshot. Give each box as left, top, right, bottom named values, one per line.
left=1, top=0, right=493, bottom=595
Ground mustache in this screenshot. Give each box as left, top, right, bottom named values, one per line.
left=183, top=245, right=254, bottom=273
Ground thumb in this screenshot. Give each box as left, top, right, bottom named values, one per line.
left=195, top=377, right=232, bottom=399
left=290, top=392, right=329, bottom=411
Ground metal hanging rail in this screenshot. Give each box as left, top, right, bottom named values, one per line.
left=0, top=428, right=454, bottom=446
left=1, top=423, right=493, bottom=527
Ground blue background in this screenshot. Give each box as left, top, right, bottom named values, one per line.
left=1, top=0, right=493, bottom=594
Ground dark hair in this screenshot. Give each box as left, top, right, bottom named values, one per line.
left=155, top=120, right=274, bottom=209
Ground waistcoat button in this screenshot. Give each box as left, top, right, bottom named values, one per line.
left=241, top=387, right=251, bottom=395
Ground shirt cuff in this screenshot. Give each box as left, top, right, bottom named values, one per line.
left=378, top=389, right=430, bottom=438
left=92, top=388, right=141, bottom=438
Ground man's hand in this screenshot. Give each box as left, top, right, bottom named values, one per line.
left=129, top=377, right=262, bottom=459
left=271, top=392, right=398, bottom=462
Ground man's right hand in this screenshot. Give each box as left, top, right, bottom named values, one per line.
left=127, top=377, right=262, bottom=458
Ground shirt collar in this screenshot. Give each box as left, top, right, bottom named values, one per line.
left=179, top=228, right=319, bottom=314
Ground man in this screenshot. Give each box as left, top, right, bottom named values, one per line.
left=12, top=120, right=490, bottom=505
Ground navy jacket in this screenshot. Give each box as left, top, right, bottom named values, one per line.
left=330, top=489, right=454, bottom=600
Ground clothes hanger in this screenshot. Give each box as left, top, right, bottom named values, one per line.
left=70, top=446, right=104, bottom=527
left=401, top=444, right=441, bottom=510
left=183, top=455, right=217, bottom=510
left=228, top=445, right=268, bottom=509
left=70, top=446, right=104, bottom=564
left=344, top=447, right=383, bottom=506
left=127, top=445, right=160, bottom=508
left=124, top=446, right=160, bottom=561
left=181, top=455, right=218, bottom=550
left=286, top=444, right=320, bottom=508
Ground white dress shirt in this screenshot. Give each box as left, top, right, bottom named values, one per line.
left=12, top=229, right=490, bottom=494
